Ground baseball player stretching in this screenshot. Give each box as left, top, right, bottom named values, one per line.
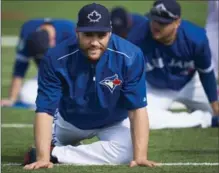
left=23, top=3, right=157, bottom=170
left=128, top=0, right=219, bottom=129
left=1, top=18, right=76, bottom=107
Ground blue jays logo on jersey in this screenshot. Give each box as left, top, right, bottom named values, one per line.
left=99, top=74, right=122, bottom=93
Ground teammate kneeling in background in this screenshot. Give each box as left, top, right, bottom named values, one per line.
left=1, top=18, right=76, bottom=108
left=112, top=0, right=219, bottom=129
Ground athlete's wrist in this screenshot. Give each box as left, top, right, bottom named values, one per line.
left=133, top=149, right=148, bottom=160
left=133, top=155, right=148, bottom=162
left=36, top=154, right=50, bottom=162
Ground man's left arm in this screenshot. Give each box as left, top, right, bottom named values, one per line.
left=128, top=107, right=157, bottom=167
left=194, top=34, right=219, bottom=115
left=122, top=48, right=157, bottom=167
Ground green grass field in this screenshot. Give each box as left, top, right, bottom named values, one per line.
left=1, top=1, right=219, bottom=173
left=2, top=1, right=207, bottom=35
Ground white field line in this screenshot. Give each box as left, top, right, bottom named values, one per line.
left=1, top=36, right=18, bottom=47
left=1, top=162, right=219, bottom=166
left=1, top=124, right=33, bottom=128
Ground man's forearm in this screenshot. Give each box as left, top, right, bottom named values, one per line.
left=34, top=113, right=53, bottom=161
left=129, top=107, right=149, bottom=160
left=9, top=77, right=23, bottom=102
left=199, top=71, right=218, bottom=103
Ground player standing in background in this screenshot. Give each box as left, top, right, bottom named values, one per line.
left=127, top=0, right=219, bottom=129
left=205, top=0, right=218, bottom=79
left=110, top=7, right=147, bottom=39
left=23, top=3, right=157, bottom=169
left=1, top=18, right=76, bottom=107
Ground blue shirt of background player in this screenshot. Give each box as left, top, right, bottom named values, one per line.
left=36, top=34, right=147, bottom=130
left=110, top=7, right=147, bottom=39
left=13, top=18, right=76, bottom=78
left=128, top=19, right=218, bottom=103
left=127, top=13, right=148, bottom=39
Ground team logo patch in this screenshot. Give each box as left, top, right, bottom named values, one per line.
left=87, top=10, right=101, bottom=23
left=99, top=74, right=122, bottom=93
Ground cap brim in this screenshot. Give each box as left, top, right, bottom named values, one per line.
left=148, top=13, right=175, bottom=24
left=76, top=26, right=112, bottom=32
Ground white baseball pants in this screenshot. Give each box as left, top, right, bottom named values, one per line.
left=147, top=73, right=213, bottom=129
left=19, top=78, right=38, bottom=106
left=51, top=112, right=133, bottom=165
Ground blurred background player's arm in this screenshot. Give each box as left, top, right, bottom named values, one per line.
left=7, top=77, right=23, bottom=105
left=194, top=33, right=219, bottom=116
left=1, top=39, right=30, bottom=106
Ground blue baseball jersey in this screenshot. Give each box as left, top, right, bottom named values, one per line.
left=13, top=18, right=76, bottom=78
left=127, top=13, right=148, bottom=40
left=128, top=19, right=218, bottom=102
left=36, top=34, right=147, bottom=129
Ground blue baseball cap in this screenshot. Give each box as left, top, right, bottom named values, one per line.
left=110, top=7, right=130, bottom=36
left=76, top=3, right=112, bottom=32
left=148, top=0, right=181, bottom=24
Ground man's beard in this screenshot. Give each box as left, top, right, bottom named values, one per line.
left=78, top=42, right=109, bottom=61
left=157, top=28, right=177, bottom=45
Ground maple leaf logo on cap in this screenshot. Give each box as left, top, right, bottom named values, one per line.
left=87, top=10, right=102, bottom=23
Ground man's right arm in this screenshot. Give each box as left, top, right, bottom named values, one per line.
left=34, top=113, right=53, bottom=162
left=24, top=53, right=62, bottom=170
left=24, top=112, right=54, bottom=170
